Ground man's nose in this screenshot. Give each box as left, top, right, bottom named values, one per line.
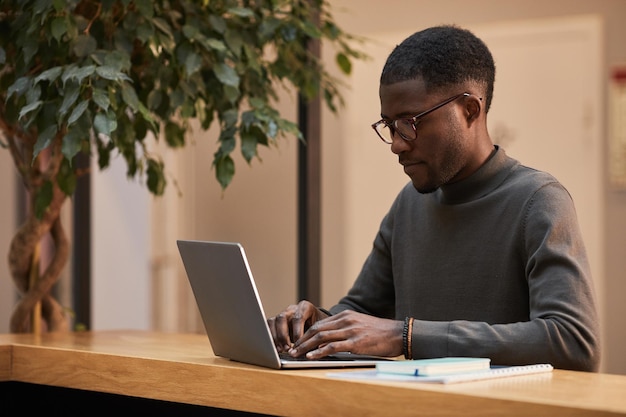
left=390, top=134, right=411, bottom=155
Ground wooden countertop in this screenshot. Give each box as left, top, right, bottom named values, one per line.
left=1, top=330, right=625, bottom=416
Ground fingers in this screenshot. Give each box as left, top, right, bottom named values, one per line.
left=289, top=315, right=349, bottom=359
left=288, top=311, right=405, bottom=359
left=289, top=300, right=318, bottom=342
left=267, top=301, right=318, bottom=353
left=268, top=305, right=296, bottom=352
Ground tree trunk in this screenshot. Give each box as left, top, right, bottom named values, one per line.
left=9, top=206, right=70, bottom=333
left=6, top=133, right=71, bottom=333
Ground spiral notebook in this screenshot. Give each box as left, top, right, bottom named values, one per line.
left=328, top=363, right=554, bottom=384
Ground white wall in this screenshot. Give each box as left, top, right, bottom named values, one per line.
left=91, top=154, right=151, bottom=330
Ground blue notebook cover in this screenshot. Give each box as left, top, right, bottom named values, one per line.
left=376, top=357, right=491, bottom=376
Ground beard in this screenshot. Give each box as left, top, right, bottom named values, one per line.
left=412, top=115, right=466, bottom=194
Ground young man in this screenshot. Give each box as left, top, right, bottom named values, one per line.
left=267, top=25, right=600, bottom=371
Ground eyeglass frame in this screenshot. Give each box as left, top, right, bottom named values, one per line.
left=371, top=92, right=478, bottom=144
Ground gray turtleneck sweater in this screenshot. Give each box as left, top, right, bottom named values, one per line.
left=329, top=146, right=600, bottom=371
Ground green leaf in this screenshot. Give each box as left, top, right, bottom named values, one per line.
left=22, top=36, right=38, bottom=67
left=240, top=130, right=257, bottom=162
left=164, top=122, right=185, bottom=148
left=266, top=119, right=278, bottom=139
left=56, top=158, right=77, bottom=196
left=18, top=100, right=43, bottom=120
left=67, top=99, right=89, bottom=125
left=104, top=50, right=131, bottom=72
left=133, top=114, right=148, bottom=140
left=59, top=83, right=80, bottom=116
left=205, top=38, right=227, bottom=52
left=197, top=100, right=214, bottom=129
left=137, top=103, right=156, bottom=130
left=34, top=180, right=53, bottom=219
left=26, top=84, right=42, bottom=104
left=301, top=20, right=322, bottom=39
left=96, top=66, right=131, bottom=82
left=135, top=0, right=154, bottom=18
left=218, top=128, right=237, bottom=154
left=146, top=89, right=162, bottom=111
left=208, top=15, right=226, bottom=33
left=169, top=88, right=184, bottom=108
left=7, top=77, right=31, bottom=100
left=225, top=29, right=243, bottom=57
left=34, top=67, right=63, bottom=84
left=96, top=137, right=113, bottom=169
left=51, top=17, right=67, bottom=42
left=220, top=109, right=238, bottom=128
left=214, top=155, right=234, bottom=190
left=152, top=17, right=174, bottom=39
left=33, top=125, right=58, bottom=161
left=137, top=21, right=154, bottom=42
left=146, top=158, right=166, bottom=196
left=73, top=34, right=97, bottom=57
left=223, top=85, right=240, bottom=103
left=259, top=18, right=280, bottom=40
left=180, top=99, right=195, bottom=118
left=336, top=52, right=352, bottom=75
left=227, top=7, right=254, bottom=18
left=121, top=83, right=140, bottom=111
left=182, top=24, right=199, bottom=39
left=214, top=63, right=239, bottom=87
left=94, top=112, right=117, bottom=136
left=69, top=65, right=96, bottom=83
left=184, top=52, right=202, bottom=77
left=92, top=88, right=110, bottom=111
left=62, top=127, right=85, bottom=161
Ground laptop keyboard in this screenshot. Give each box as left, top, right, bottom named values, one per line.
left=279, top=352, right=339, bottom=362
left=279, top=352, right=388, bottom=362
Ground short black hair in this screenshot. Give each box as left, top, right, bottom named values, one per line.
left=380, top=25, right=495, bottom=112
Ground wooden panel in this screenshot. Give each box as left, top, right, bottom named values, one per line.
left=0, top=345, right=10, bottom=381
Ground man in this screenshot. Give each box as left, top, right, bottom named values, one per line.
left=267, top=25, right=600, bottom=371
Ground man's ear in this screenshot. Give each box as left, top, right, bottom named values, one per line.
left=464, top=95, right=482, bottom=124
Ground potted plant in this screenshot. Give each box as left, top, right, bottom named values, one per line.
left=0, top=0, right=364, bottom=333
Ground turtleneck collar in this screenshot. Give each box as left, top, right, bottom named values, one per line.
left=434, top=145, right=519, bottom=204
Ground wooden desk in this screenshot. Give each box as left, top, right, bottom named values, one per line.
left=1, top=330, right=625, bottom=416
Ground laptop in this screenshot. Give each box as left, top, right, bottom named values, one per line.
left=177, top=239, right=386, bottom=369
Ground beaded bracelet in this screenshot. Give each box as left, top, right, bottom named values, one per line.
left=402, top=317, right=414, bottom=360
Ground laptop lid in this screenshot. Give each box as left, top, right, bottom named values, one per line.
left=177, top=240, right=383, bottom=369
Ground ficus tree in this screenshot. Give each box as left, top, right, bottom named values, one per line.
left=0, top=0, right=364, bottom=333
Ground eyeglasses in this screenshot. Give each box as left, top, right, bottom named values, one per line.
left=371, top=92, right=475, bottom=144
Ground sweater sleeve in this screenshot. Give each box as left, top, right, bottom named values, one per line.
left=410, top=182, right=601, bottom=371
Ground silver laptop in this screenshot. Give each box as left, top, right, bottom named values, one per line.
left=177, top=239, right=385, bottom=369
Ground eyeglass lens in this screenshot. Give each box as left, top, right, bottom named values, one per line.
left=375, top=120, right=416, bottom=144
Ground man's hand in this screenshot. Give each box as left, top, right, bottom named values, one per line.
left=267, top=300, right=329, bottom=353
left=285, top=310, right=405, bottom=359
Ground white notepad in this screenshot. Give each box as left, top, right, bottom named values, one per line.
left=328, top=364, right=554, bottom=384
